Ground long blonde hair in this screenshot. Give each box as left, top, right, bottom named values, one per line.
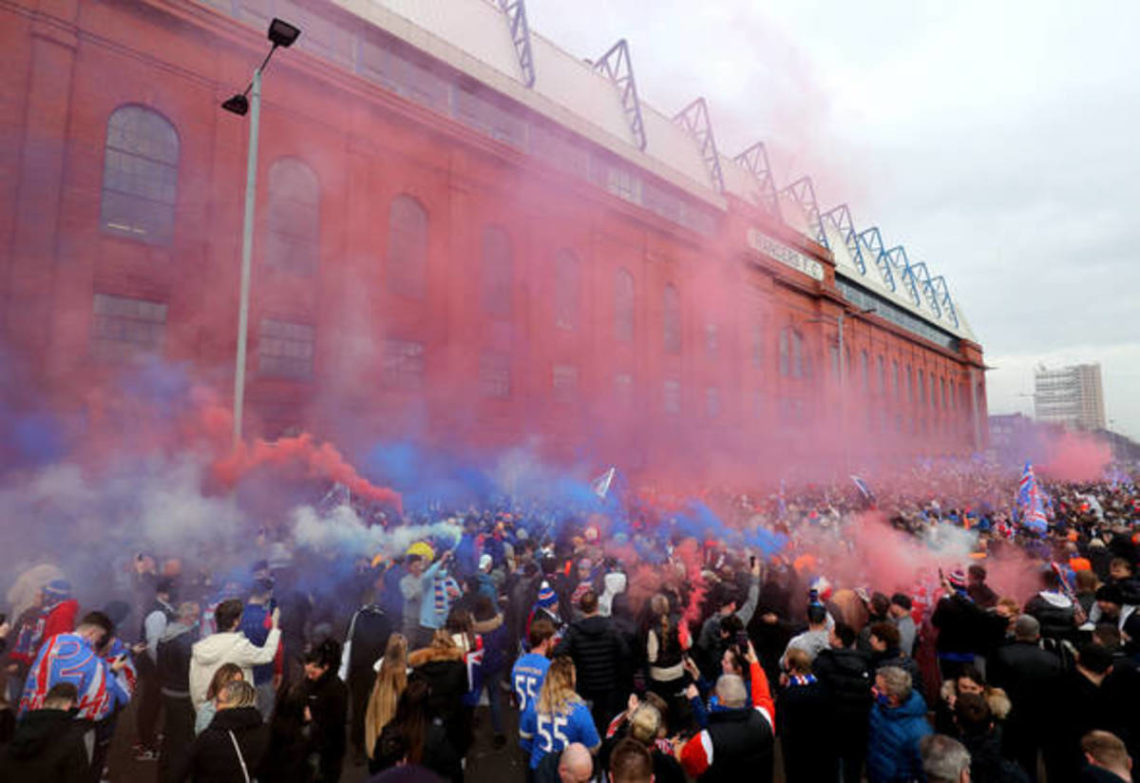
left=364, top=634, right=408, bottom=759
left=537, top=656, right=581, bottom=716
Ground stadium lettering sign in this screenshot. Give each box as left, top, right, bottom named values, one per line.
left=746, top=228, right=825, bottom=282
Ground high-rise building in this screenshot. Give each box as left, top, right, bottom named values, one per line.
left=1034, top=364, right=1106, bottom=430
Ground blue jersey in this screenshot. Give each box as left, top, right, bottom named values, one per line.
left=511, top=653, right=550, bottom=713
left=520, top=699, right=600, bottom=768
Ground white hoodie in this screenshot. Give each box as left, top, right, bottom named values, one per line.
left=188, top=628, right=281, bottom=711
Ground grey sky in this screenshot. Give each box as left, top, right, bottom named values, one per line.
left=525, top=0, right=1140, bottom=439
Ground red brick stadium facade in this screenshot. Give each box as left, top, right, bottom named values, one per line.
left=0, top=0, right=987, bottom=478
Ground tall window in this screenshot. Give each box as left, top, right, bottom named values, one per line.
left=100, top=105, right=179, bottom=245
left=614, top=372, right=633, bottom=405
left=382, top=339, right=425, bottom=389
left=480, top=352, right=510, bottom=398
left=906, top=365, right=913, bottom=403
left=663, top=379, right=681, bottom=414
left=258, top=319, right=315, bottom=378
left=861, top=350, right=870, bottom=392
left=387, top=195, right=428, bottom=298
left=893, top=360, right=900, bottom=399
left=91, top=293, right=167, bottom=362
left=705, top=387, right=720, bottom=418
left=554, top=250, right=580, bottom=330
left=481, top=225, right=512, bottom=317
left=552, top=364, right=578, bottom=401
left=877, top=356, right=886, bottom=395
left=663, top=284, right=681, bottom=354
left=918, top=370, right=926, bottom=407
left=614, top=267, right=634, bottom=342
left=704, top=323, right=718, bottom=357
left=265, top=159, right=320, bottom=275
left=751, top=324, right=763, bottom=369
left=780, top=328, right=804, bottom=378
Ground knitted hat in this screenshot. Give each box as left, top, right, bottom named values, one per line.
left=947, top=568, right=968, bottom=590
left=479, top=554, right=493, bottom=572
left=43, top=579, right=71, bottom=601
left=537, top=582, right=558, bottom=609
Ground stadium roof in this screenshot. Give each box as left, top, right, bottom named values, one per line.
left=237, top=0, right=977, bottom=343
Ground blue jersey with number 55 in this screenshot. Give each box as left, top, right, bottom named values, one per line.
left=519, top=699, right=600, bottom=769
left=511, top=653, right=550, bottom=713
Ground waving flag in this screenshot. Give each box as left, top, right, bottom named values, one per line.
left=1016, top=462, right=1048, bottom=534
left=591, top=467, right=616, bottom=500
left=850, top=475, right=876, bottom=508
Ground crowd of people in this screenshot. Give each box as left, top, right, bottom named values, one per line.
left=0, top=464, right=1138, bottom=783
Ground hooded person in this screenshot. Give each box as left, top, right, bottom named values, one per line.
left=409, top=630, right=469, bottom=757
left=156, top=601, right=201, bottom=782
left=0, top=682, right=88, bottom=782
left=188, top=599, right=281, bottom=713
left=599, top=570, right=627, bottom=618
left=1024, top=567, right=1080, bottom=643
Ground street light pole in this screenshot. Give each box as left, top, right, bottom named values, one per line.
left=221, top=18, right=300, bottom=450
left=837, top=311, right=848, bottom=474
left=232, top=68, right=261, bottom=450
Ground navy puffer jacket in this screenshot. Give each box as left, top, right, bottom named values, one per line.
left=866, top=690, right=931, bottom=783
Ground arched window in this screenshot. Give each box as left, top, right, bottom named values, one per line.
left=101, top=105, right=179, bottom=245
left=553, top=250, right=580, bottom=330
left=614, top=267, right=634, bottom=342
left=387, top=195, right=428, bottom=298
left=663, top=284, right=681, bottom=354
left=265, top=158, right=320, bottom=275
left=877, top=356, right=886, bottom=395
left=481, top=225, right=512, bottom=317
left=861, top=350, right=870, bottom=392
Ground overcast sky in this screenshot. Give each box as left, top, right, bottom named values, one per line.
left=525, top=0, right=1140, bottom=439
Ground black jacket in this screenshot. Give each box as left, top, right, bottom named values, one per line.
left=303, top=669, right=349, bottom=779
left=813, top=647, right=872, bottom=732
left=176, top=706, right=268, bottom=783
left=702, top=708, right=774, bottom=783
left=371, top=719, right=461, bottom=782
left=157, top=621, right=198, bottom=695
left=779, top=680, right=835, bottom=782
left=1024, top=592, right=1078, bottom=643
left=553, top=614, right=629, bottom=694
left=960, top=727, right=1028, bottom=783
left=931, top=593, right=1004, bottom=655
left=345, top=605, right=393, bottom=681
left=0, top=709, right=88, bottom=783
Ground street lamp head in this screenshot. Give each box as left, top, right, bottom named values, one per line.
left=268, top=18, right=301, bottom=48
left=221, top=94, right=250, bottom=116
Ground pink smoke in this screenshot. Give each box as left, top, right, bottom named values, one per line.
left=1039, top=430, right=1112, bottom=483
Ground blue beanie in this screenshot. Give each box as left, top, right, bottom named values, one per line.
left=537, top=582, right=558, bottom=609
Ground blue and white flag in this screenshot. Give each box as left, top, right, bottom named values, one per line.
left=1016, top=462, right=1048, bottom=534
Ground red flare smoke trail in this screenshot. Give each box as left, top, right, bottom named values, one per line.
left=212, top=433, right=402, bottom=512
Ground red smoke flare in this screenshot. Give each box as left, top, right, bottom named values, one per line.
left=212, top=432, right=402, bottom=512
